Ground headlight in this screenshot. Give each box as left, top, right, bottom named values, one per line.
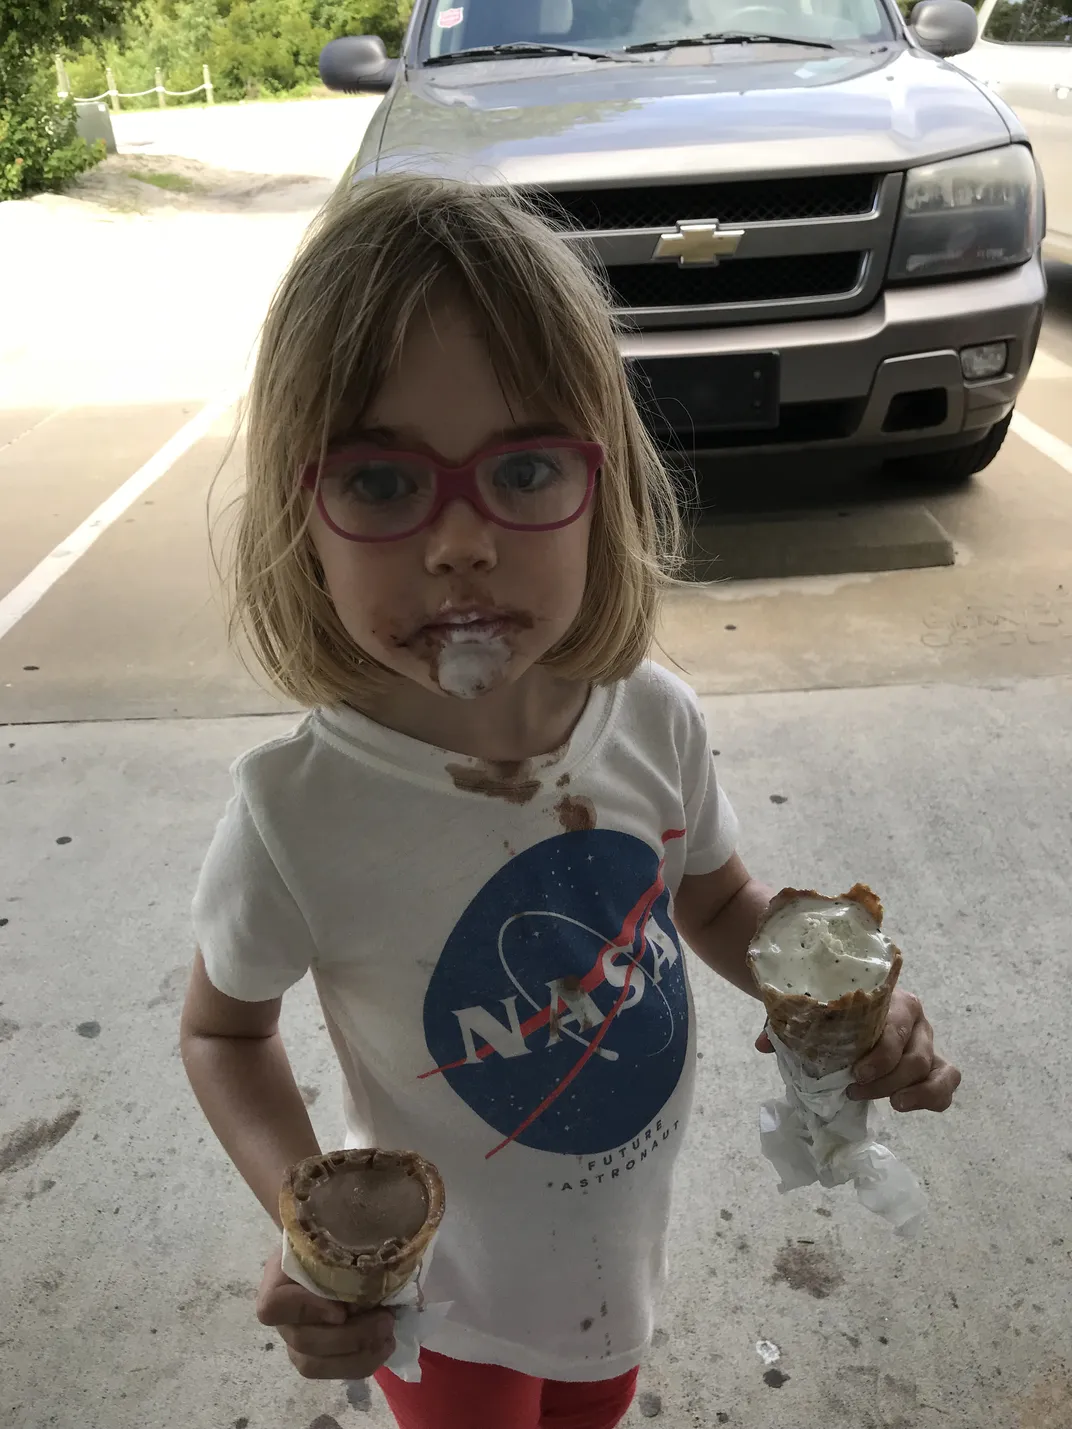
left=888, top=145, right=1039, bottom=282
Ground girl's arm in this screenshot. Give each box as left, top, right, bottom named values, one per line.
left=180, top=952, right=321, bottom=1227
left=182, top=954, right=398, bottom=1377
left=673, top=853, right=774, bottom=998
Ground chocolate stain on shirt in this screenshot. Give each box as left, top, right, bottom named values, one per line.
left=446, top=760, right=542, bottom=804
left=549, top=974, right=585, bottom=1039
left=555, top=794, right=596, bottom=832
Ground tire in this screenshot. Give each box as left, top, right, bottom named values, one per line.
left=884, top=411, right=1012, bottom=484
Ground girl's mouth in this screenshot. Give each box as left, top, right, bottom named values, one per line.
left=418, top=608, right=526, bottom=642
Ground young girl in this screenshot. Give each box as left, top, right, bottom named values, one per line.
left=181, top=175, right=960, bottom=1429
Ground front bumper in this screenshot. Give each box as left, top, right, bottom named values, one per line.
left=618, top=256, right=1047, bottom=458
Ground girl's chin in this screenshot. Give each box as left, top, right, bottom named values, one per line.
left=406, top=651, right=538, bottom=701
left=359, top=632, right=554, bottom=701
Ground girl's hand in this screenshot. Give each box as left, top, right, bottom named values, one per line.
left=256, top=1251, right=396, bottom=1380
left=754, top=988, right=962, bottom=1112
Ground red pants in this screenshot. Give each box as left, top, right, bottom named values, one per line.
left=375, top=1349, right=639, bottom=1429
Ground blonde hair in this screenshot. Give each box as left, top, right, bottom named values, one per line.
left=225, top=173, right=684, bottom=708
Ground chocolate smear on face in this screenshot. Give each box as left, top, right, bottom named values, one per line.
left=555, top=795, right=595, bottom=832
left=447, top=760, right=541, bottom=804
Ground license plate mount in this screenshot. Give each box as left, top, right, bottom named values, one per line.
left=629, top=352, right=780, bottom=432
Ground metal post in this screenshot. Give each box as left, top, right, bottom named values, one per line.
left=155, top=67, right=166, bottom=108
left=106, top=66, right=120, bottom=112
left=203, top=63, right=214, bottom=105
left=55, top=54, right=69, bottom=98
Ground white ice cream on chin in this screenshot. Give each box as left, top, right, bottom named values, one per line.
left=435, top=627, right=511, bottom=699
left=751, top=897, right=894, bottom=1002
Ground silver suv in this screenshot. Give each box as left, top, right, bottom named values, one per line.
left=321, top=0, right=1047, bottom=482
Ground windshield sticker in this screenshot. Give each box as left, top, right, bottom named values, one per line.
left=438, top=6, right=464, bottom=26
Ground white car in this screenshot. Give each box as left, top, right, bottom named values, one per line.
left=955, top=0, right=1072, bottom=263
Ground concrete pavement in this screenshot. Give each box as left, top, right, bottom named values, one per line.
left=2, top=680, right=1070, bottom=1429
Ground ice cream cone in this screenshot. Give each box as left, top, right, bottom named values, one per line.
left=747, top=883, right=902, bottom=1079
left=279, top=1147, right=445, bottom=1306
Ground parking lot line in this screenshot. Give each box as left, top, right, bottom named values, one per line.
left=0, top=406, right=67, bottom=455
left=0, top=388, right=241, bottom=644
left=1011, top=410, right=1072, bottom=477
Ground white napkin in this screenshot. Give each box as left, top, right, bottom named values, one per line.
left=757, top=1025, right=928, bottom=1235
left=281, top=1231, right=453, bottom=1382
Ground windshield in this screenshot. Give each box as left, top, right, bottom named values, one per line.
left=421, top=0, right=896, bottom=58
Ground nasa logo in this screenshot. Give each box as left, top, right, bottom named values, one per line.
left=421, top=828, right=689, bottom=1158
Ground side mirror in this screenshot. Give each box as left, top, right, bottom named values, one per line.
left=319, top=35, right=398, bottom=93
left=909, top=0, right=979, bottom=57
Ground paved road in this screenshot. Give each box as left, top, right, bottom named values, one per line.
left=1, top=101, right=1071, bottom=1429
left=112, top=95, right=378, bottom=179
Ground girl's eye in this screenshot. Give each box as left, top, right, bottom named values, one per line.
left=493, top=451, right=561, bottom=493
left=339, top=462, right=417, bottom=504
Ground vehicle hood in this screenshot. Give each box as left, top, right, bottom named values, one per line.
left=371, top=46, right=1012, bottom=186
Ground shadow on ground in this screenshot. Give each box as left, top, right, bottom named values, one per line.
left=681, top=448, right=969, bottom=521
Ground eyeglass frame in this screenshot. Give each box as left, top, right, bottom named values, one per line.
left=301, top=435, right=604, bottom=544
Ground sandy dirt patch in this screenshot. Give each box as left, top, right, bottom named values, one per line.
left=61, top=151, right=335, bottom=215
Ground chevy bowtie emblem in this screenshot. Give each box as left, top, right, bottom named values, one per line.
left=653, top=221, right=744, bottom=266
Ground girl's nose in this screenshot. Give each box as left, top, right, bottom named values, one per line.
left=422, top=498, right=498, bottom=575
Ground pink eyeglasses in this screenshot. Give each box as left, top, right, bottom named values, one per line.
left=302, top=436, right=603, bottom=543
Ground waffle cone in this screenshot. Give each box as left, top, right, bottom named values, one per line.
left=280, top=1148, right=445, bottom=1306
left=747, top=884, right=902, bottom=1079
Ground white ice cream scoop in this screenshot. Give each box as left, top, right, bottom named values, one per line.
left=747, top=884, right=902, bottom=1078
left=750, top=894, right=895, bottom=1003
left=436, top=631, right=511, bottom=699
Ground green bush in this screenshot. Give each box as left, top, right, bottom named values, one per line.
left=0, top=62, right=102, bottom=198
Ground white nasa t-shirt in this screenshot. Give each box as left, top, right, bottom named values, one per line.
left=193, top=661, right=738, bottom=1382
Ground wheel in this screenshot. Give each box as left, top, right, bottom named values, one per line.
left=883, top=412, right=1012, bottom=484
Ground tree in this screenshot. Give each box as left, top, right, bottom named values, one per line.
left=0, top=1, right=129, bottom=58
left=0, top=2, right=128, bottom=196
